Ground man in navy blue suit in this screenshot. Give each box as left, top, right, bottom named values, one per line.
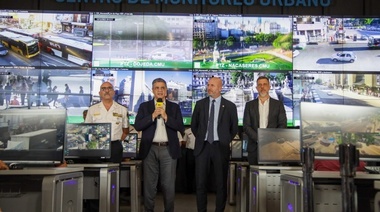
left=134, top=78, right=184, bottom=212
left=243, top=75, right=287, bottom=165
left=191, top=76, right=238, bottom=212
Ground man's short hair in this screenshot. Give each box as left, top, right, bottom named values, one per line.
left=152, top=78, right=167, bottom=88
left=256, top=76, right=269, bottom=83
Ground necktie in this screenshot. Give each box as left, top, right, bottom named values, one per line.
left=207, top=100, right=215, bottom=143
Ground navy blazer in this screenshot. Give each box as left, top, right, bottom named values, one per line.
left=191, top=97, right=238, bottom=158
left=243, top=97, right=287, bottom=153
left=134, top=99, right=184, bottom=160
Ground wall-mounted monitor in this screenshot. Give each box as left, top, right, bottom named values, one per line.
left=193, top=14, right=292, bottom=71
left=90, top=68, right=192, bottom=125
left=0, top=108, right=66, bottom=164
left=292, top=16, right=380, bottom=72
left=0, top=68, right=91, bottom=123
left=333, top=17, right=380, bottom=72
left=64, top=122, right=112, bottom=159
left=92, top=13, right=193, bottom=69
left=300, top=102, right=380, bottom=161
left=0, top=10, right=93, bottom=68
left=192, top=70, right=293, bottom=126
left=258, top=128, right=301, bottom=165
left=293, top=70, right=380, bottom=126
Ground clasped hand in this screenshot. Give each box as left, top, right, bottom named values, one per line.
left=153, top=107, right=167, bottom=121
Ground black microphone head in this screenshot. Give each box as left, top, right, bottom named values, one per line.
left=157, top=98, right=163, bottom=102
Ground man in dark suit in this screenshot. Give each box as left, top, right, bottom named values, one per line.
left=243, top=75, right=287, bottom=165
left=134, top=78, right=184, bottom=212
left=191, top=77, right=238, bottom=212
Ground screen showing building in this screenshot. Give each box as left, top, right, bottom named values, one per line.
left=65, top=122, right=112, bottom=159
left=193, top=14, right=292, bottom=71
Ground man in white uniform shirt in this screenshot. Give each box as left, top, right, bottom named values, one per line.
left=85, top=81, right=129, bottom=163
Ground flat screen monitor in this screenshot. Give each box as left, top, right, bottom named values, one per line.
left=0, top=108, right=66, bottom=164
left=64, top=123, right=112, bottom=159
left=192, top=70, right=294, bottom=126
left=257, top=128, right=301, bottom=165
left=0, top=68, right=91, bottom=123
left=92, top=12, right=193, bottom=69
left=122, top=133, right=138, bottom=159
left=300, top=102, right=380, bottom=161
left=292, top=70, right=380, bottom=126
left=0, top=10, right=93, bottom=69
left=193, top=14, right=292, bottom=71
left=231, top=139, right=243, bottom=160
left=293, top=16, right=380, bottom=72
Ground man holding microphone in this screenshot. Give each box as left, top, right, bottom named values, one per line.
left=134, top=78, right=184, bottom=212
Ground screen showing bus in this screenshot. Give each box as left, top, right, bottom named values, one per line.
left=0, top=10, right=93, bottom=68
left=92, top=13, right=193, bottom=69
left=293, top=70, right=380, bottom=126
left=64, top=123, right=112, bottom=159
left=0, top=109, right=66, bottom=164
left=192, top=70, right=294, bottom=126
left=90, top=69, right=193, bottom=125
left=300, top=102, right=380, bottom=161
left=193, top=14, right=293, bottom=71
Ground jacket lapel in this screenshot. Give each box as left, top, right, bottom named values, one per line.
left=218, top=97, right=225, bottom=125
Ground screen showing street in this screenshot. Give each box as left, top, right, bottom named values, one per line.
left=293, top=16, right=380, bottom=72
left=92, top=13, right=193, bottom=69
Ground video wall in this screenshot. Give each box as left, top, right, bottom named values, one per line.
left=1, top=10, right=380, bottom=126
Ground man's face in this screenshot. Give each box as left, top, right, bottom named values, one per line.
left=99, top=82, right=115, bottom=101
left=153, top=82, right=167, bottom=100
left=256, top=78, right=271, bottom=98
left=207, top=77, right=222, bottom=99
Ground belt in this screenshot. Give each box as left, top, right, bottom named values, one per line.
left=152, top=142, right=169, bottom=146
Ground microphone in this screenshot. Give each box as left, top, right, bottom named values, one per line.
left=156, top=98, right=163, bottom=119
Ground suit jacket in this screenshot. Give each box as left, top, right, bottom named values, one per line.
left=134, top=99, right=184, bottom=160
left=191, top=97, right=238, bottom=158
left=243, top=97, right=287, bottom=153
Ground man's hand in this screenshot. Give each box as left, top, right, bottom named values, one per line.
left=153, top=107, right=167, bottom=121
left=0, top=160, right=9, bottom=170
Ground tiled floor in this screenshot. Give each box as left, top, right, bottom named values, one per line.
left=120, top=192, right=237, bottom=212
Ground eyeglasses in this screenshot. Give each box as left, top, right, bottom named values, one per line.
left=101, top=86, right=114, bottom=91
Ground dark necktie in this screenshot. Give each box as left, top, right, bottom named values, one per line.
left=207, top=100, right=215, bottom=143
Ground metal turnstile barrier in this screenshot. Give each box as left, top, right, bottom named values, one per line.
left=228, top=162, right=237, bottom=205
left=236, top=162, right=249, bottom=212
